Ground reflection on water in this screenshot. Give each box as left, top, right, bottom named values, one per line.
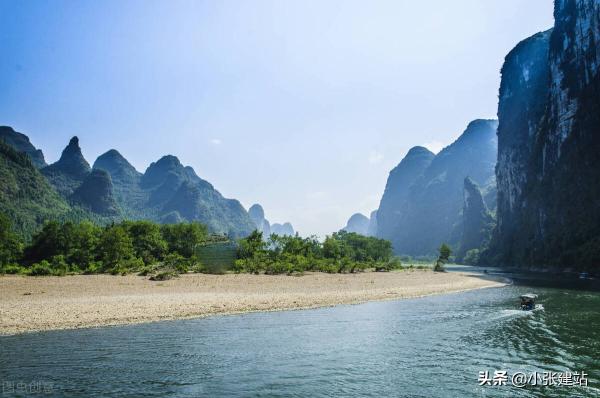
left=1, top=270, right=599, bottom=397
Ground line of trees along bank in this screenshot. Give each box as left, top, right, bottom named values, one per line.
left=0, top=214, right=216, bottom=276
left=0, top=215, right=401, bottom=276
left=234, top=230, right=400, bottom=274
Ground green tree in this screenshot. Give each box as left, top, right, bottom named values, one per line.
left=124, top=221, right=167, bottom=264
left=68, top=221, right=101, bottom=269
left=161, top=222, right=207, bottom=258
left=0, top=213, right=23, bottom=266
left=323, top=235, right=343, bottom=260
left=98, top=225, right=134, bottom=268
left=237, top=230, right=265, bottom=259
left=24, top=221, right=68, bottom=264
left=434, top=243, right=452, bottom=272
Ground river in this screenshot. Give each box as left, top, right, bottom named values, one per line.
left=1, top=267, right=598, bottom=397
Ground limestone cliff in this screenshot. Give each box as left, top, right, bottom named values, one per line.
left=489, top=0, right=600, bottom=269
left=376, top=120, right=497, bottom=256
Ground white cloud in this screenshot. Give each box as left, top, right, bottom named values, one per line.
left=422, top=140, right=445, bottom=154
left=210, top=138, right=222, bottom=145
left=368, top=150, right=384, bottom=164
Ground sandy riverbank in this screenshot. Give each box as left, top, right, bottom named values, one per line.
left=0, top=270, right=506, bottom=335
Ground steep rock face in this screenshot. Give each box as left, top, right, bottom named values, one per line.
left=248, top=203, right=265, bottom=223
left=271, top=222, right=295, bottom=236
left=259, top=219, right=272, bottom=236
left=367, top=210, right=378, bottom=236
left=402, top=119, right=497, bottom=256
left=377, top=120, right=498, bottom=256
left=458, top=177, right=494, bottom=260
left=42, top=137, right=91, bottom=196
left=71, top=169, right=120, bottom=216
left=542, top=0, right=600, bottom=165
left=490, top=1, right=600, bottom=269
left=248, top=203, right=295, bottom=236
left=0, top=126, right=46, bottom=168
left=343, top=213, right=370, bottom=235
left=376, top=146, right=434, bottom=241
left=493, top=30, right=552, bottom=260
left=248, top=204, right=271, bottom=236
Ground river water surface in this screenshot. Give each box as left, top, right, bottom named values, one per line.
left=1, top=268, right=599, bottom=397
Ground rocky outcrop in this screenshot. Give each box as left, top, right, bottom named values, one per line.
left=492, top=30, right=552, bottom=263
left=71, top=169, right=120, bottom=216
left=376, top=146, right=434, bottom=242
left=489, top=1, right=600, bottom=269
left=141, top=155, right=186, bottom=189
left=42, top=137, right=91, bottom=196
left=248, top=204, right=271, bottom=236
left=47, top=137, right=90, bottom=179
left=367, top=210, right=378, bottom=236
left=93, top=149, right=141, bottom=186
left=342, top=213, right=370, bottom=235
left=0, top=126, right=46, bottom=168
left=376, top=120, right=498, bottom=256
left=248, top=204, right=265, bottom=224
left=271, top=222, right=295, bottom=236
left=458, top=177, right=494, bottom=260
left=248, top=203, right=295, bottom=236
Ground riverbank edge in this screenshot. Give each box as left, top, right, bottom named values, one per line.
left=0, top=272, right=510, bottom=336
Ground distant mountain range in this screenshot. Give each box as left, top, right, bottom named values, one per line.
left=344, top=119, right=498, bottom=258
left=248, top=203, right=295, bottom=236
left=342, top=211, right=377, bottom=236
left=0, top=126, right=255, bottom=238
left=342, top=0, right=600, bottom=271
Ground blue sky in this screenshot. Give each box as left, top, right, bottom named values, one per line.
left=0, top=0, right=553, bottom=236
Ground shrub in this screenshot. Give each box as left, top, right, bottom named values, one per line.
left=109, top=257, right=145, bottom=275
left=137, top=264, right=160, bottom=276
left=190, top=262, right=207, bottom=273
left=0, top=264, right=27, bottom=274
left=50, top=255, right=69, bottom=276
left=433, top=261, right=445, bottom=272
left=149, top=270, right=179, bottom=281
left=375, top=258, right=403, bottom=272
left=83, top=261, right=102, bottom=274
left=163, top=253, right=189, bottom=273
left=312, top=259, right=338, bottom=274
left=29, top=261, right=53, bottom=276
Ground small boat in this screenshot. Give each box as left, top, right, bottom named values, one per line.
left=520, top=294, right=538, bottom=311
